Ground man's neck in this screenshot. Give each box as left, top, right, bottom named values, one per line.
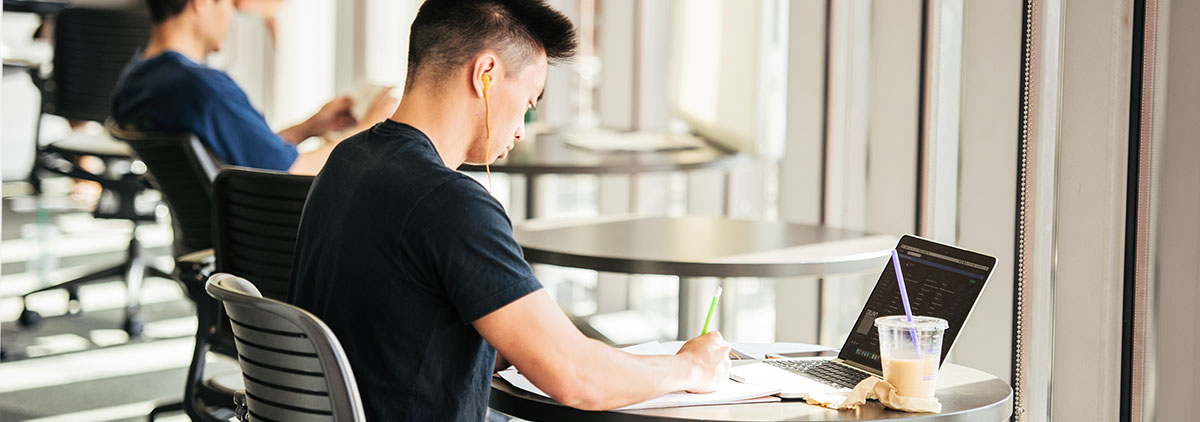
left=143, top=20, right=208, bottom=63
left=389, top=87, right=477, bottom=169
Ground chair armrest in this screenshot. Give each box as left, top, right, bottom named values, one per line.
left=232, top=390, right=248, bottom=422
left=176, top=249, right=215, bottom=289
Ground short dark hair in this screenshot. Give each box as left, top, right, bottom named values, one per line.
left=406, top=0, right=577, bottom=91
left=143, top=0, right=190, bottom=23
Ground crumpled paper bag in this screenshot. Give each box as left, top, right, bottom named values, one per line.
left=803, top=376, right=941, bottom=413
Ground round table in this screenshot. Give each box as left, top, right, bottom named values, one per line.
left=3, top=0, right=70, bottom=15
left=490, top=362, right=1013, bottom=421
left=513, top=216, right=898, bottom=338
left=461, top=130, right=742, bottom=218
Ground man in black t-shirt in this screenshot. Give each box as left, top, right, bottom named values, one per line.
left=289, top=1, right=731, bottom=421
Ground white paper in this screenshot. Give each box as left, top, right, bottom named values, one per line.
left=497, top=369, right=780, bottom=410
left=614, top=379, right=780, bottom=410
left=496, top=341, right=781, bottom=410
left=619, top=341, right=674, bottom=356
left=562, top=130, right=706, bottom=152
left=731, top=342, right=835, bottom=360
left=645, top=340, right=835, bottom=360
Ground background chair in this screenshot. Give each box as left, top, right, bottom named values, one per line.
left=29, top=5, right=151, bottom=191
left=17, top=6, right=160, bottom=336
left=206, top=273, right=365, bottom=422
left=105, top=120, right=230, bottom=421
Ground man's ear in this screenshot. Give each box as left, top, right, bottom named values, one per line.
left=188, top=0, right=207, bottom=15
left=472, top=53, right=499, bottom=99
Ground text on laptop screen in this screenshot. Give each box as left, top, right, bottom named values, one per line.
left=839, top=236, right=996, bottom=372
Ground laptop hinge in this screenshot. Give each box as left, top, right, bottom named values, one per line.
left=836, top=358, right=882, bottom=377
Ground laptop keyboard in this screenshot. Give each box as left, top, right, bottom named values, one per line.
left=764, top=359, right=874, bottom=389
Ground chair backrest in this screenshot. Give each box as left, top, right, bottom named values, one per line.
left=50, top=7, right=150, bottom=122
left=212, top=168, right=314, bottom=301
left=107, top=118, right=220, bottom=255
left=206, top=273, right=365, bottom=422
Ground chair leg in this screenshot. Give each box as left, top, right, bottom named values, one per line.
left=21, top=264, right=126, bottom=298
left=123, top=236, right=146, bottom=337
left=17, top=263, right=123, bottom=330
left=147, top=266, right=174, bottom=280
left=146, top=400, right=184, bottom=421
left=18, top=232, right=169, bottom=336
left=27, top=109, right=43, bottom=195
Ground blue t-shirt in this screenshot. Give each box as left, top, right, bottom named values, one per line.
left=111, top=51, right=298, bottom=171
left=289, top=121, right=542, bottom=421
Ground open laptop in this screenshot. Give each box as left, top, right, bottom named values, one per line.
left=730, top=234, right=996, bottom=398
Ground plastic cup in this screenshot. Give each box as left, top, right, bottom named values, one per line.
left=874, top=315, right=949, bottom=399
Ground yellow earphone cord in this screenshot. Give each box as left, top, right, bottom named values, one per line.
left=483, top=82, right=493, bottom=193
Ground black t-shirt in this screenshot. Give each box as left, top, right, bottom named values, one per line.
left=289, top=120, right=542, bottom=421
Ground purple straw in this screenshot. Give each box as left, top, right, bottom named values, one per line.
left=891, top=249, right=921, bottom=355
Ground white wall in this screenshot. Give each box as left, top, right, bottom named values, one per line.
left=1049, top=0, right=1134, bottom=419
left=950, top=0, right=1021, bottom=383
left=1151, top=0, right=1200, bottom=419
left=271, top=0, right=337, bottom=128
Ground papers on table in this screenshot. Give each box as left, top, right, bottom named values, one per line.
left=621, top=340, right=836, bottom=360
left=561, top=130, right=706, bottom=153
left=731, top=342, right=836, bottom=360
left=495, top=341, right=782, bottom=410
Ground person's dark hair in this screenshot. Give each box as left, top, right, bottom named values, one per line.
left=406, top=0, right=577, bottom=91
left=143, top=0, right=190, bottom=23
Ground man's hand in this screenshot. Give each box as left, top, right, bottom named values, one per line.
left=303, top=96, right=357, bottom=138
left=234, top=0, right=285, bottom=17
left=676, top=331, right=732, bottom=393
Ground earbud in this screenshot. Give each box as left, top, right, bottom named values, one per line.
left=481, top=72, right=493, bottom=192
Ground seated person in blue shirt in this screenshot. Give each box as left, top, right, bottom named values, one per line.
left=288, top=1, right=731, bottom=420
left=112, top=0, right=398, bottom=174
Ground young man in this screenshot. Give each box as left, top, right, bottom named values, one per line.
left=288, top=0, right=731, bottom=420
left=112, top=0, right=397, bottom=174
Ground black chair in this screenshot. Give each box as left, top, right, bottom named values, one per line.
left=211, top=168, right=314, bottom=300
left=106, top=119, right=220, bottom=257
left=29, top=6, right=151, bottom=190
left=158, top=167, right=314, bottom=422
left=17, top=6, right=162, bottom=336
left=105, top=120, right=230, bottom=421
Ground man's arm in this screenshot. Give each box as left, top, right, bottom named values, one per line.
left=474, top=290, right=731, bottom=411
left=286, top=141, right=337, bottom=175
left=279, top=90, right=400, bottom=145
left=276, top=97, right=355, bottom=145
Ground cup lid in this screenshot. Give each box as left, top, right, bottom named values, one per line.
left=874, top=315, right=949, bottom=330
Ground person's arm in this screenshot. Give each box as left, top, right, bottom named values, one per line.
left=495, top=352, right=511, bottom=372
left=474, top=291, right=731, bottom=411
left=279, top=90, right=399, bottom=146
left=276, top=96, right=356, bottom=145
left=286, top=141, right=337, bottom=175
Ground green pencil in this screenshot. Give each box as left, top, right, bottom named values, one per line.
left=700, top=287, right=722, bottom=335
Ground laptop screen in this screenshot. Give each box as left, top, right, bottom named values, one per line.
left=838, top=235, right=996, bottom=372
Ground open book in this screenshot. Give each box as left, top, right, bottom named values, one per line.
left=495, top=341, right=781, bottom=410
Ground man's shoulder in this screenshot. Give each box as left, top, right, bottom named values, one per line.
left=123, top=54, right=240, bottom=102
left=411, top=175, right=507, bottom=224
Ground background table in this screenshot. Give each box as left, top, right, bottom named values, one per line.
left=461, top=130, right=742, bottom=218
left=3, top=0, right=69, bottom=15
left=514, top=216, right=898, bottom=339
left=490, top=362, right=1013, bottom=421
